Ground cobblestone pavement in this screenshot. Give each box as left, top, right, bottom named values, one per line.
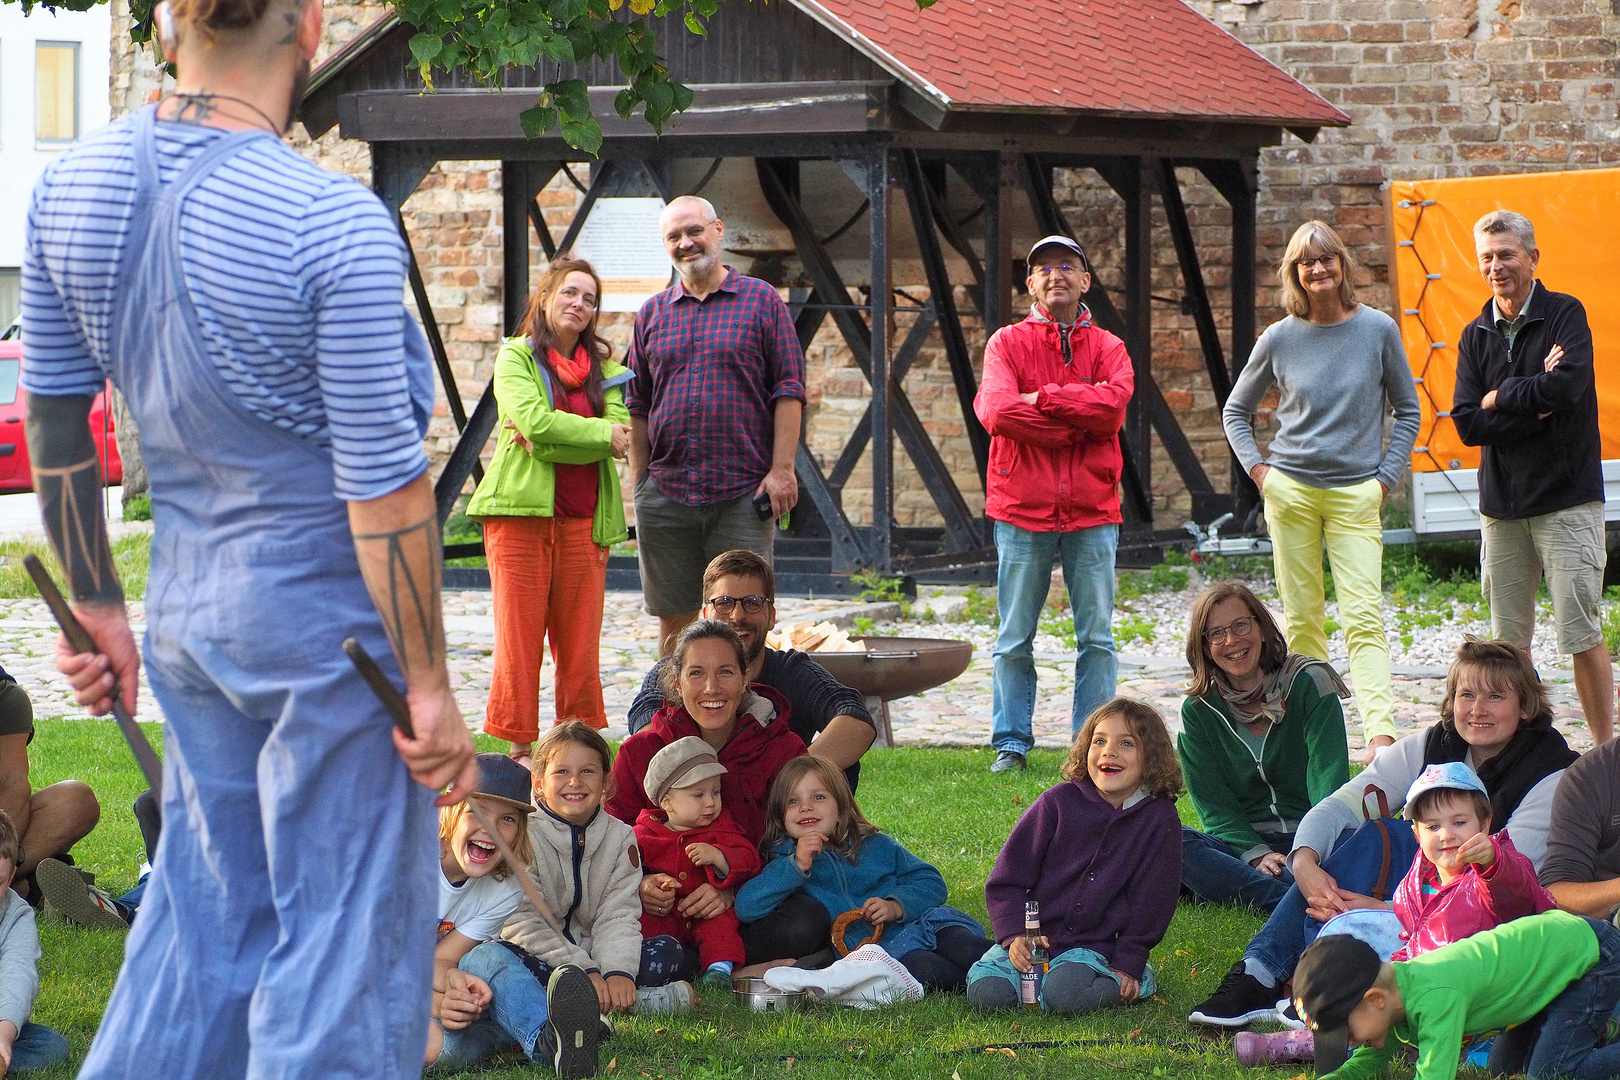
left=3, top=588, right=1600, bottom=754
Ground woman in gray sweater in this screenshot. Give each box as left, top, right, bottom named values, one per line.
left=1222, top=220, right=1420, bottom=759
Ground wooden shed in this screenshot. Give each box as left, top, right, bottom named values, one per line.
left=299, top=0, right=1347, bottom=591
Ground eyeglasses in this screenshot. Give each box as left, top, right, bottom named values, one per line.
left=706, top=595, right=771, bottom=615
left=1204, top=616, right=1256, bottom=645
left=1032, top=263, right=1081, bottom=278
left=1297, top=254, right=1339, bottom=270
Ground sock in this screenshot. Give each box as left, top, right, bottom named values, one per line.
left=1243, top=957, right=1278, bottom=988
left=704, top=961, right=734, bottom=978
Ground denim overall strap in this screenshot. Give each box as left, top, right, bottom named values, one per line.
left=78, top=106, right=438, bottom=1080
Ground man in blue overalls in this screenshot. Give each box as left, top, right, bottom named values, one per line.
left=21, top=0, right=478, bottom=1074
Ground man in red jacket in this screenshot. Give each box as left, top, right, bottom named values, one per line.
left=973, top=237, right=1134, bottom=772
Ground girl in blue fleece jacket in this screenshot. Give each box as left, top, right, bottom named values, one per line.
left=735, top=757, right=992, bottom=990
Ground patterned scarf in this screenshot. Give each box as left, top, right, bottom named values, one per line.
left=548, top=344, right=592, bottom=390
left=1215, top=653, right=1350, bottom=725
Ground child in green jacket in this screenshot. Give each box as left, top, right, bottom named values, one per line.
left=1295, top=909, right=1620, bottom=1080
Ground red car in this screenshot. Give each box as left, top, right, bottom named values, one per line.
left=0, top=321, right=124, bottom=494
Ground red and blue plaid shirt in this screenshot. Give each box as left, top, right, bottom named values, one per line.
left=627, top=267, right=806, bottom=508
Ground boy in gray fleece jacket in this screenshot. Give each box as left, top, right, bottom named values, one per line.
left=0, top=811, right=68, bottom=1073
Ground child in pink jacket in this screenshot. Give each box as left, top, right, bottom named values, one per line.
left=1389, top=761, right=1555, bottom=961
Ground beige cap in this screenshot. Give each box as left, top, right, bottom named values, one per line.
left=645, top=736, right=729, bottom=806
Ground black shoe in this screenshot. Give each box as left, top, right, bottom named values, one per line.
left=133, top=789, right=163, bottom=864
left=542, top=965, right=599, bottom=1078
left=1187, top=962, right=1281, bottom=1027
left=990, top=751, right=1027, bottom=774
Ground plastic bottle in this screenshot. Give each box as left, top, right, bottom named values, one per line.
left=1234, top=1029, right=1315, bottom=1067
left=1020, top=900, right=1047, bottom=1009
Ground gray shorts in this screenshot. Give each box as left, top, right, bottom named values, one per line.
left=1481, top=500, right=1607, bottom=655
left=632, top=473, right=775, bottom=617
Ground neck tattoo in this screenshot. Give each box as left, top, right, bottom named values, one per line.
left=169, top=91, right=282, bottom=134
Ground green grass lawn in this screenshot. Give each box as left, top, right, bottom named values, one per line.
left=24, top=724, right=1334, bottom=1079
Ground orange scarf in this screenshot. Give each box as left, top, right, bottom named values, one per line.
left=548, top=345, right=592, bottom=390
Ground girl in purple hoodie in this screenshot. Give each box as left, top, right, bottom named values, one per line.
left=967, top=698, right=1183, bottom=1014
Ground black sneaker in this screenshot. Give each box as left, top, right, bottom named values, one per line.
left=542, top=965, right=599, bottom=1078
left=1187, top=962, right=1281, bottom=1027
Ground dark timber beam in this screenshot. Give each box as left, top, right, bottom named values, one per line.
left=757, top=157, right=982, bottom=561
left=555, top=161, right=616, bottom=257
left=1120, top=159, right=1155, bottom=526
left=826, top=306, right=939, bottom=494
left=1157, top=159, right=1231, bottom=404
left=1202, top=157, right=1260, bottom=507
left=899, top=150, right=989, bottom=483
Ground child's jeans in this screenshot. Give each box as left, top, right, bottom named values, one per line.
left=1487, top=917, right=1620, bottom=1080
left=436, top=937, right=690, bottom=1070
left=9, top=1023, right=69, bottom=1073
left=966, top=944, right=1156, bottom=1015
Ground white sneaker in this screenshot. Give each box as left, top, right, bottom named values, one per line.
left=1275, top=997, right=1306, bottom=1031
left=635, top=981, right=695, bottom=1015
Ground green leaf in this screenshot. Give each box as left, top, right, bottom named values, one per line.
left=540, top=34, right=575, bottom=63
left=683, top=10, right=705, bottom=34
left=408, top=31, right=443, bottom=66
left=614, top=88, right=638, bottom=121
left=642, top=77, right=674, bottom=116
left=519, top=104, right=559, bottom=138
left=670, top=79, right=694, bottom=113
left=548, top=78, right=593, bottom=121
left=561, top=116, right=605, bottom=155
left=432, top=0, right=460, bottom=21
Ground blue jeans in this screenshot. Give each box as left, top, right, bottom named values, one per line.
left=9, top=1023, right=69, bottom=1073
left=1245, top=819, right=1418, bottom=982
left=445, top=942, right=554, bottom=1066
left=991, top=519, right=1118, bottom=755
left=1180, top=827, right=1294, bottom=912
left=1487, top=918, right=1620, bottom=1080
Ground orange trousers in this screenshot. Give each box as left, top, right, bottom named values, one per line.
left=483, top=515, right=609, bottom=742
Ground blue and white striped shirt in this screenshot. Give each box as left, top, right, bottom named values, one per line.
left=22, top=114, right=430, bottom=501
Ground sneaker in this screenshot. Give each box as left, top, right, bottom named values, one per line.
left=990, top=751, right=1027, bottom=774
left=543, top=965, right=599, bottom=1078
left=1275, top=997, right=1306, bottom=1031
left=36, top=858, right=128, bottom=930
left=635, top=980, right=695, bottom=1016
left=1187, top=962, right=1281, bottom=1027
left=701, top=965, right=733, bottom=988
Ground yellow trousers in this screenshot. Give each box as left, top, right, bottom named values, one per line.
left=1262, top=469, right=1396, bottom=743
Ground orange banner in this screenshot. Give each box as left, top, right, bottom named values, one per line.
left=1388, top=168, right=1620, bottom=472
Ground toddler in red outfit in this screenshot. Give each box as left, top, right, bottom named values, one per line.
left=634, top=737, right=762, bottom=986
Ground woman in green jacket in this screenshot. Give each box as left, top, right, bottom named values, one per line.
left=1179, top=582, right=1351, bottom=911
left=467, top=257, right=631, bottom=766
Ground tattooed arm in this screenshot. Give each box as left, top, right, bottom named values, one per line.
left=26, top=393, right=141, bottom=717
left=349, top=472, right=477, bottom=803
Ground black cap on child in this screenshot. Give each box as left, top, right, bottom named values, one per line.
left=472, top=752, right=536, bottom=815
left=1293, top=934, right=1384, bottom=1075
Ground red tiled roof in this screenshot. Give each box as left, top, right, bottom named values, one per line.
left=789, top=0, right=1348, bottom=128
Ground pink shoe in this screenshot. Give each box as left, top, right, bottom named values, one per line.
left=1235, top=1029, right=1315, bottom=1067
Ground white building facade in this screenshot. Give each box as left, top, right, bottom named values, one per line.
left=0, top=3, right=112, bottom=326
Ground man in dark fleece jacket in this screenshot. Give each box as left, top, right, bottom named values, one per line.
left=1451, top=209, right=1611, bottom=744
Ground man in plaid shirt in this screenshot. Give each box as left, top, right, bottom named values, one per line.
left=627, top=195, right=806, bottom=648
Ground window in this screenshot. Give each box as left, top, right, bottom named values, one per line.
left=0, top=270, right=18, bottom=332
left=36, top=42, right=78, bottom=144
left=0, top=361, right=18, bottom=408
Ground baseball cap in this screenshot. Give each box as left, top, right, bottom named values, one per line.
left=1026, top=235, right=1090, bottom=272
left=1405, top=761, right=1488, bottom=809
left=472, top=752, right=537, bottom=815
left=645, top=737, right=729, bottom=806
left=1294, top=933, right=1383, bottom=1074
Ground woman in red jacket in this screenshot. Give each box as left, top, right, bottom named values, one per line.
left=607, top=620, right=818, bottom=966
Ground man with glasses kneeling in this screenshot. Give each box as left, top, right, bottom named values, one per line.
left=629, top=549, right=876, bottom=789
left=628, top=548, right=875, bottom=967
left=972, top=236, right=1133, bottom=774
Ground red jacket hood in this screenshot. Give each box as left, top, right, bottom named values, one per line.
left=643, top=683, right=796, bottom=760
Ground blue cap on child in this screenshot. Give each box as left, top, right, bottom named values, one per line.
left=1404, top=761, right=1488, bottom=809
